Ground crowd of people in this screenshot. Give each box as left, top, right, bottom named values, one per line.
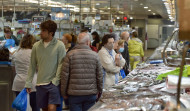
left=0, top=20, right=144, bottom=111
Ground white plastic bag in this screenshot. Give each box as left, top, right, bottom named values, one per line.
left=26, top=94, right=30, bottom=111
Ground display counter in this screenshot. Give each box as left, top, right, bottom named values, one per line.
left=89, top=62, right=190, bottom=110
left=0, top=62, right=15, bottom=111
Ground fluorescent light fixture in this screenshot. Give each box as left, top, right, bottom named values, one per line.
left=140, top=3, right=143, bottom=5
left=100, top=10, right=104, bottom=12
left=164, top=2, right=169, bottom=5
left=108, top=8, right=110, bottom=9
left=162, top=0, right=167, bottom=1
left=96, top=3, right=100, bottom=5
left=130, top=17, right=133, bottom=19
left=144, top=7, right=148, bottom=9
left=117, top=17, right=120, bottom=19
left=153, top=13, right=156, bottom=15
left=10, top=8, right=12, bottom=10
left=148, top=10, right=151, bottom=11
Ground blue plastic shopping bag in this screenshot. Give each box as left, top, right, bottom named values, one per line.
left=120, top=69, right=126, bottom=79
left=12, top=88, right=28, bottom=111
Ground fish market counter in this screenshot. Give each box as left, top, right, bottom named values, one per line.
left=89, top=63, right=190, bottom=111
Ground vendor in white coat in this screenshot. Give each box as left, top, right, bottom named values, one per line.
left=98, top=34, right=125, bottom=89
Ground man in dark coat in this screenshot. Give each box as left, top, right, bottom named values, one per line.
left=121, top=31, right=130, bottom=74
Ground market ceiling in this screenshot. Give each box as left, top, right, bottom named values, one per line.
left=0, top=0, right=172, bottom=20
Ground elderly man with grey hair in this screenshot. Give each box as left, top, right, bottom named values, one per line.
left=61, top=32, right=103, bottom=111
left=120, top=31, right=130, bottom=74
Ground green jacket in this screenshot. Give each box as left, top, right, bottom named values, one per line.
left=25, top=38, right=66, bottom=88
left=0, top=35, right=19, bottom=46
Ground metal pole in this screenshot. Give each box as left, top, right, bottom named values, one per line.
left=24, top=0, right=26, bottom=18
left=12, top=0, right=16, bottom=26
left=177, top=45, right=189, bottom=109
left=38, top=0, right=40, bottom=15
left=90, top=0, right=92, bottom=13
left=110, top=0, right=111, bottom=20
left=80, top=0, right=81, bottom=22
left=2, top=0, right=3, bottom=18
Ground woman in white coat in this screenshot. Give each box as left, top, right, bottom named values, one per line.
left=12, top=34, right=40, bottom=111
left=98, top=34, right=125, bottom=89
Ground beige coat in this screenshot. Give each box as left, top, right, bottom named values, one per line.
left=61, top=44, right=103, bottom=96
left=98, top=47, right=125, bottom=89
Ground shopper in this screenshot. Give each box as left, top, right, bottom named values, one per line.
left=25, top=20, right=66, bottom=111
left=0, top=27, right=19, bottom=48
left=91, top=31, right=100, bottom=49
left=115, top=40, right=125, bottom=54
left=59, top=33, right=75, bottom=110
left=120, top=31, right=130, bottom=74
left=61, top=32, right=103, bottom=111
left=62, top=33, right=75, bottom=52
left=128, top=31, right=144, bottom=70
left=12, top=34, right=40, bottom=111
left=98, top=34, right=125, bottom=89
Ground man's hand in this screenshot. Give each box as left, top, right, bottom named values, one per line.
left=26, top=88, right=31, bottom=94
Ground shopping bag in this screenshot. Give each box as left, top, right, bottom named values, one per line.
left=120, top=69, right=126, bottom=79
left=12, top=88, right=28, bottom=111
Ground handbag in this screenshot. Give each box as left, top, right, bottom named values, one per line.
left=0, top=46, right=9, bottom=61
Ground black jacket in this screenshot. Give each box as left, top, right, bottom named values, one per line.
left=121, top=41, right=130, bottom=70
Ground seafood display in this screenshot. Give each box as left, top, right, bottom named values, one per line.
left=90, top=63, right=190, bottom=111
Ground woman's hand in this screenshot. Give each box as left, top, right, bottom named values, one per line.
left=115, top=54, right=120, bottom=66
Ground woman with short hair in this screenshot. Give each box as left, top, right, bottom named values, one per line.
left=98, top=34, right=125, bottom=89
left=12, top=34, right=40, bottom=111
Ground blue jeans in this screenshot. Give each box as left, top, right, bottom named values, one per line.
left=56, top=96, right=69, bottom=111
left=69, top=95, right=96, bottom=111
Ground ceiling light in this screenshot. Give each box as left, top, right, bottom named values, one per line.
left=10, top=8, right=13, bottom=10
left=100, top=10, right=104, bottom=13
left=144, top=7, right=148, bottom=9
left=117, top=17, right=120, bottom=19
left=108, top=7, right=110, bottom=9
left=164, top=2, right=169, bottom=5
left=162, top=0, right=167, bottom=1
left=140, top=3, right=143, bottom=5
left=130, top=17, right=133, bottom=19
left=148, top=10, right=151, bottom=11
left=96, top=3, right=100, bottom=5
left=153, top=13, right=156, bottom=15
